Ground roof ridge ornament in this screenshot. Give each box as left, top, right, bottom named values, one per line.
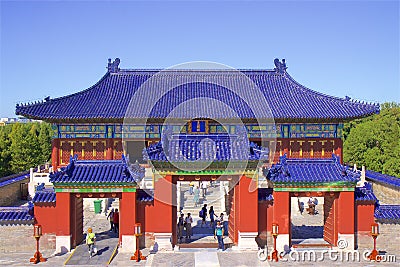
left=274, top=58, right=287, bottom=74
left=107, top=58, right=120, bottom=73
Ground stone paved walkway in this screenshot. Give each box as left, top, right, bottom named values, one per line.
left=0, top=249, right=399, bottom=266
left=65, top=230, right=118, bottom=265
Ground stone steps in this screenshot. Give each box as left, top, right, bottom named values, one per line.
left=181, top=182, right=225, bottom=218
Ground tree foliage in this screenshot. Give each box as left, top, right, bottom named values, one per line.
left=343, top=102, right=400, bottom=177
left=0, top=122, right=52, bottom=177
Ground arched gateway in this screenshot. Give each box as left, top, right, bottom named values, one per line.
left=17, top=58, right=379, bottom=253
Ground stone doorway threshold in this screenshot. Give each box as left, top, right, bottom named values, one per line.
left=178, top=234, right=233, bottom=249
left=292, top=238, right=332, bottom=249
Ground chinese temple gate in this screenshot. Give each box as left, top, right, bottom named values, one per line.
left=17, top=58, right=379, bottom=252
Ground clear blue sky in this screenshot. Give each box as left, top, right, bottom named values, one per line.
left=1, top=1, right=399, bottom=118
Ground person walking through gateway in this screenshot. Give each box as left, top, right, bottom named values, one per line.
left=219, top=213, right=226, bottom=234
left=214, top=220, right=224, bottom=251
left=200, top=204, right=207, bottom=227
left=189, top=181, right=195, bottom=195
left=193, top=186, right=200, bottom=207
left=177, top=213, right=185, bottom=243
left=113, top=209, right=120, bottom=233
left=209, top=206, right=215, bottom=228
left=86, top=228, right=96, bottom=258
left=201, top=181, right=208, bottom=198
left=185, top=213, right=193, bottom=240
left=107, top=208, right=114, bottom=232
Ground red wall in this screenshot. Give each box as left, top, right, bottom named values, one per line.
left=236, top=176, right=258, bottom=233
left=34, top=203, right=57, bottom=234
left=52, top=137, right=344, bottom=169
left=272, top=191, right=290, bottom=234
left=52, top=138, right=124, bottom=168
left=272, top=138, right=343, bottom=163
left=119, top=192, right=136, bottom=242
left=338, top=191, right=355, bottom=234
left=356, top=203, right=375, bottom=232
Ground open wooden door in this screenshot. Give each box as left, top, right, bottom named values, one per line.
left=70, top=196, right=84, bottom=248
left=323, top=194, right=338, bottom=245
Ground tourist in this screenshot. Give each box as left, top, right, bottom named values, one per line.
left=313, top=197, right=319, bottom=215
left=189, top=181, right=195, bottom=195
left=185, top=213, right=193, bottom=240
left=209, top=206, right=215, bottom=228
left=297, top=198, right=304, bottom=215
left=219, top=213, right=226, bottom=234
left=307, top=197, right=315, bottom=215
left=214, top=220, right=224, bottom=251
left=113, top=208, right=120, bottom=233
left=107, top=208, right=114, bottom=232
left=86, top=228, right=96, bottom=258
left=177, top=213, right=185, bottom=243
left=193, top=186, right=200, bottom=207
left=200, top=204, right=207, bottom=227
left=201, top=181, right=208, bottom=197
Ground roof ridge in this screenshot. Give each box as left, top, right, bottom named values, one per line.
left=116, top=68, right=277, bottom=72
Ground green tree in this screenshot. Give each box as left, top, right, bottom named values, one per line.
left=38, top=123, right=52, bottom=163
left=9, top=123, right=40, bottom=173
left=0, top=125, right=13, bottom=177
left=343, top=102, right=400, bottom=177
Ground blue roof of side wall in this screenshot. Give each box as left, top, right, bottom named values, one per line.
left=365, top=170, right=400, bottom=189
left=15, top=60, right=379, bottom=122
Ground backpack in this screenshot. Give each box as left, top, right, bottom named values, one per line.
left=199, top=209, right=204, bottom=217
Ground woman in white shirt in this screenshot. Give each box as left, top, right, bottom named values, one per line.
left=185, top=213, right=193, bottom=240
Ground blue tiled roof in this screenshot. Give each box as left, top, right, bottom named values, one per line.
left=365, top=170, right=400, bottom=189
left=145, top=134, right=268, bottom=162
left=0, top=207, right=34, bottom=223
left=374, top=205, right=400, bottom=222
left=137, top=189, right=154, bottom=202
left=355, top=183, right=377, bottom=202
left=49, top=156, right=144, bottom=185
left=0, top=171, right=29, bottom=188
left=258, top=188, right=274, bottom=201
left=32, top=189, right=56, bottom=203
left=267, top=154, right=360, bottom=185
left=15, top=60, right=379, bottom=121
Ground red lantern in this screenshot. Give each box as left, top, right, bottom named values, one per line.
left=371, top=223, right=379, bottom=237
left=30, top=225, right=46, bottom=263
left=269, top=223, right=280, bottom=262
left=131, top=223, right=146, bottom=262
left=33, top=224, right=42, bottom=237
left=134, top=223, right=142, bottom=236
left=272, top=223, right=279, bottom=236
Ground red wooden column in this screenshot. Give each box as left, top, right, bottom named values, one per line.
left=106, top=139, right=113, bottom=160
left=272, top=191, right=290, bottom=252
left=151, top=174, right=174, bottom=250
left=337, top=191, right=355, bottom=250
left=51, top=139, right=60, bottom=170
left=55, top=192, right=72, bottom=253
left=119, top=191, right=137, bottom=252
left=236, top=175, right=258, bottom=249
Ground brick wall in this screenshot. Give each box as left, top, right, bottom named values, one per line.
left=370, top=182, right=400, bottom=204
left=0, top=177, right=29, bottom=206
left=0, top=224, right=55, bottom=252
